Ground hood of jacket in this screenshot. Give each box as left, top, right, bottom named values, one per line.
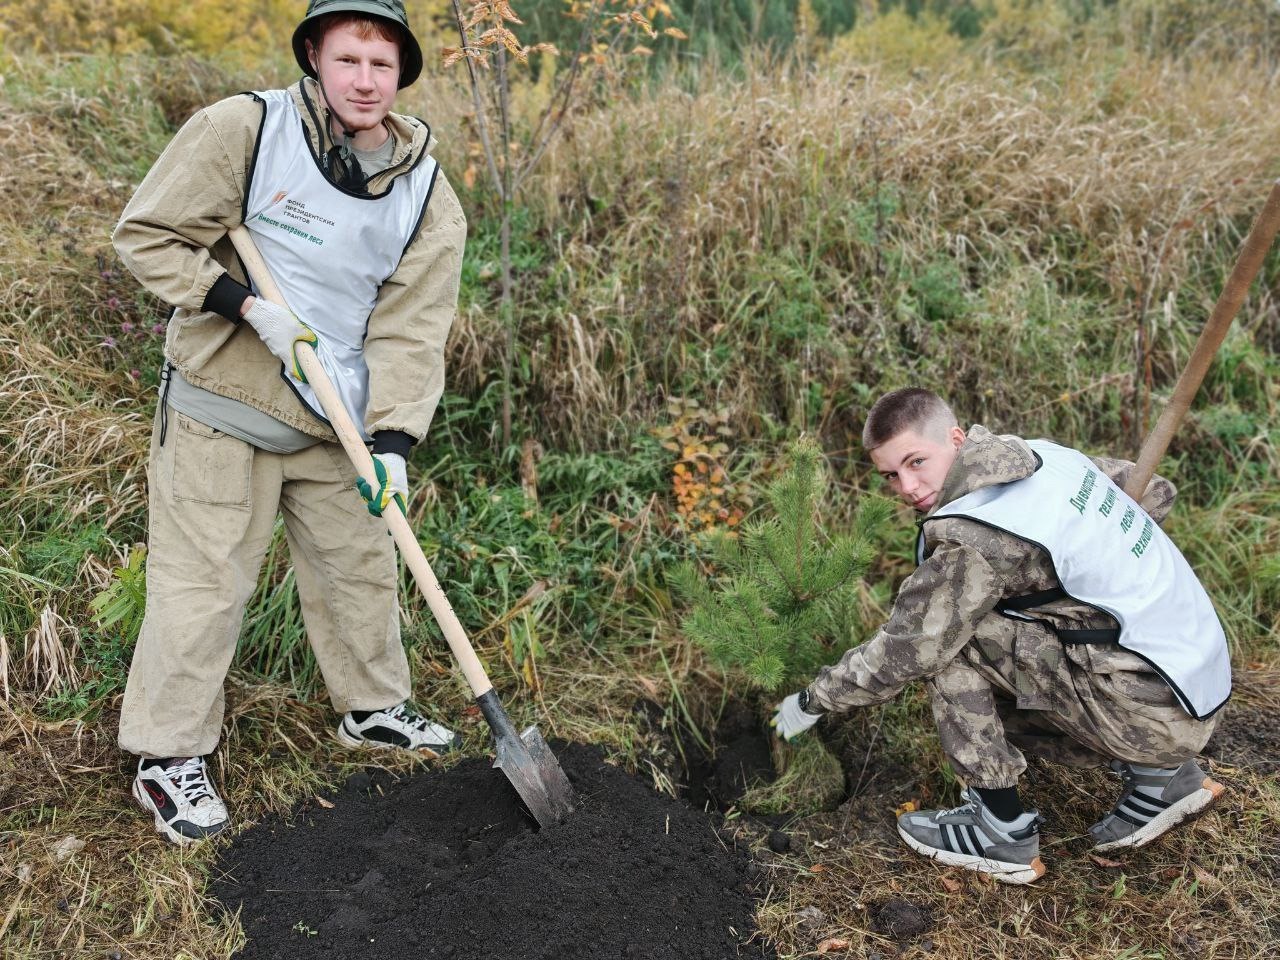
left=293, top=77, right=435, bottom=195
left=931, top=424, right=1039, bottom=512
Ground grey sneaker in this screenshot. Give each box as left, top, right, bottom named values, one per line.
left=1090, top=759, right=1224, bottom=852
left=335, top=701, right=461, bottom=757
left=897, top=788, right=1046, bottom=885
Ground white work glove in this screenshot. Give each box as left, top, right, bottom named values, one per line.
left=355, top=452, right=408, bottom=517
left=771, top=691, right=823, bottom=741
left=242, top=298, right=318, bottom=382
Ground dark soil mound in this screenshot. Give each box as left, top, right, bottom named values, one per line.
left=211, top=743, right=775, bottom=960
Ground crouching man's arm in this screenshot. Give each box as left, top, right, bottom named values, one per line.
left=773, top=537, right=1000, bottom=740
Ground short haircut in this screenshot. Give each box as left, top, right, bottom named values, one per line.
left=862, top=388, right=958, bottom=452
left=309, top=13, right=405, bottom=57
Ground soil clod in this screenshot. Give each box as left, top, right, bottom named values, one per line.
left=212, top=743, right=775, bottom=959
left=868, top=896, right=934, bottom=940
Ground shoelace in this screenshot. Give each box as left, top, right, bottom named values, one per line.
left=935, top=795, right=979, bottom=820
left=386, top=702, right=432, bottom=731
left=164, top=757, right=214, bottom=805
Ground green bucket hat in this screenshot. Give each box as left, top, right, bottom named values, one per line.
left=292, top=0, right=423, bottom=89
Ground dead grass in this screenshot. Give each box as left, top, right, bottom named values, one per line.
left=751, top=757, right=1279, bottom=960
left=738, top=663, right=1280, bottom=959
left=428, top=54, right=1280, bottom=452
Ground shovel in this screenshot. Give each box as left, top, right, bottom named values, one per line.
left=227, top=225, right=574, bottom=829
left=1126, top=179, right=1280, bottom=499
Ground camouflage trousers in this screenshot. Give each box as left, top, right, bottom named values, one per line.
left=928, top=616, right=1219, bottom=789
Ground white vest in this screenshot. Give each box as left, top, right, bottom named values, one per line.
left=919, top=440, right=1231, bottom=720
left=243, top=89, right=439, bottom=439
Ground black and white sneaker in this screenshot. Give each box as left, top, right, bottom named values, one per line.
left=131, top=756, right=229, bottom=845
left=1090, top=759, right=1224, bottom=851
left=335, top=701, right=461, bottom=757
left=897, top=788, right=1046, bottom=885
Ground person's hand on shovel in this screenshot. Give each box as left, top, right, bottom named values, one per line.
left=356, top=453, right=408, bottom=517
left=242, top=296, right=318, bottom=382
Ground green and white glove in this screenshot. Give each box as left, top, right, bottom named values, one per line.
left=771, top=690, right=823, bottom=741
left=243, top=298, right=318, bottom=382
left=356, top=452, right=408, bottom=517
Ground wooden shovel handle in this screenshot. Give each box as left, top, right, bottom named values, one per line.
left=1126, top=180, right=1280, bottom=500
left=228, top=225, right=494, bottom=698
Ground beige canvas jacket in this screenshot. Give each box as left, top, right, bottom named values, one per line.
left=112, top=78, right=467, bottom=445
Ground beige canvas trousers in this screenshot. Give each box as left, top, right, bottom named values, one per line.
left=118, top=409, right=409, bottom=758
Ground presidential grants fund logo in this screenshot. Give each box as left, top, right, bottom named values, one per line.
left=254, top=191, right=333, bottom=247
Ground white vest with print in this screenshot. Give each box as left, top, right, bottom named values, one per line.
left=921, top=439, right=1230, bottom=719
left=243, top=89, right=439, bottom=439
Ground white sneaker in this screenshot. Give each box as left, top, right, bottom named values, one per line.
left=131, top=756, right=229, bottom=845
left=334, top=701, right=460, bottom=757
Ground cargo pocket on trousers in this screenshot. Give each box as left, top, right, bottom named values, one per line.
left=1091, top=670, right=1189, bottom=722
left=1012, top=621, right=1063, bottom=712
left=170, top=413, right=253, bottom=507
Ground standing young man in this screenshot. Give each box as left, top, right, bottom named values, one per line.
left=113, top=0, right=468, bottom=844
left=772, top=388, right=1229, bottom=884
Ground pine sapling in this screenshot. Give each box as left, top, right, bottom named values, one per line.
left=673, top=436, right=893, bottom=691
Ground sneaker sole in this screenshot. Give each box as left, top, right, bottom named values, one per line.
left=897, top=826, right=1046, bottom=885
left=332, top=721, right=445, bottom=759
left=131, top=779, right=227, bottom=847
left=1093, top=777, right=1225, bottom=852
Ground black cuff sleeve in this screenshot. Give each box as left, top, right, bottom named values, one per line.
left=371, top=430, right=414, bottom=459
left=203, top=273, right=255, bottom=323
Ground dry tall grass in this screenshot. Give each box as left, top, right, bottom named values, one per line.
left=479, top=55, right=1279, bottom=447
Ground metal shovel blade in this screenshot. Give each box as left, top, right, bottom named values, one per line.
left=493, top=725, right=575, bottom=829
left=477, top=690, right=575, bottom=829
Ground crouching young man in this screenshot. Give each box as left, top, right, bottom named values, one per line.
left=772, top=388, right=1229, bottom=884
left=112, top=0, right=467, bottom=845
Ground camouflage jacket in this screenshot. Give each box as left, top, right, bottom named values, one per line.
left=806, top=426, right=1177, bottom=714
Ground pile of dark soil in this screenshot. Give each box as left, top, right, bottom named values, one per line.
left=211, top=743, right=775, bottom=960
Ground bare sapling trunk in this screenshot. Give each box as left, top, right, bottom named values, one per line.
left=444, top=1, right=682, bottom=450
